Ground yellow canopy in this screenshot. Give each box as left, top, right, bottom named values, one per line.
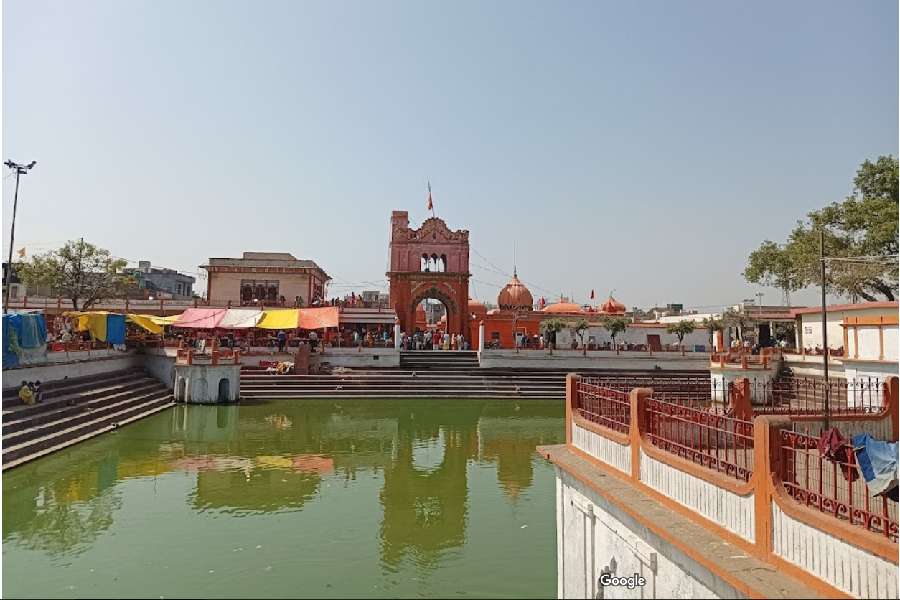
left=72, top=311, right=109, bottom=341
left=256, top=309, right=300, bottom=330
left=127, top=314, right=179, bottom=334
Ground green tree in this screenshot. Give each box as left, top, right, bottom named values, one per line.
left=540, top=318, right=567, bottom=352
left=666, top=320, right=696, bottom=354
left=744, top=156, right=899, bottom=301
left=18, top=240, right=129, bottom=310
left=570, top=318, right=589, bottom=355
left=600, top=316, right=627, bottom=355
left=701, top=316, right=724, bottom=349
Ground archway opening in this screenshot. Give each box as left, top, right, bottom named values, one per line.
left=218, top=378, right=231, bottom=403
left=415, top=297, right=448, bottom=333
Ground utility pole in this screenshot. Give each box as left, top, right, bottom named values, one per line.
left=3, top=160, right=37, bottom=314
left=820, top=228, right=830, bottom=428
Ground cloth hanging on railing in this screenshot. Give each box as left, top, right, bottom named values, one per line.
left=852, top=433, right=899, bottom=501
left=817, top=427, right=859, bottom=483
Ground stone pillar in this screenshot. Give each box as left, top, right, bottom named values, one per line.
left=394, top=318, right=401, bottom=350
left=478, top=320, right=485, bottom=353
left=294, top=344, right=310, bottom=375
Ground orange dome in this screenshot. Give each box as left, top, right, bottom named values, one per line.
left=497, top=272, right=534, bottom=310
left=468, top=299, right=488, bottom=317
left=542, top=302, right=584, bottom=314
left=600, top=296, right=626, bottom=315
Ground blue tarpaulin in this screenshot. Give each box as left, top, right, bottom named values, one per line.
left=2, top=313, right=47, bottom=369
left=105, top=313, right=126, bottom=345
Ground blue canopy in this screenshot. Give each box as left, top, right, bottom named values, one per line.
left=2, top=313, right=47, bottom=369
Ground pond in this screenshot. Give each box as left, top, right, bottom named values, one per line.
left=3, top=399, right=564, bottom=598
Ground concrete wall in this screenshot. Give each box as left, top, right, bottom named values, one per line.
left=639, top=449, right=755, bottom=543
left=557, top=468, right=730, bottom=599
left=208, top=271, right=315, bottom=306
left=144, top=352, right=177, bottom=389
left=479, top=349, right=709, bottom=371
left=572, top=422, right=630, bottom=475
left=316, top=348, right=400, bottom=368
left=797, top=306, right=895, bottom=352
left=772, top=502, right=898, bottom=598
left=3, top=354, right=142, bottom=389
left=783, top=355, right=899, bottom=384
left=555, top=325, right=711, bottom=350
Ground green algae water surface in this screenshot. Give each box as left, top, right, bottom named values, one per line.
left=3, top=399, right=563, bottom=599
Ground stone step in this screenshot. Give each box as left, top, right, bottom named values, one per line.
left=3, top=378, right=162, bottom=422
left=4, top=388, right=170, bottom=448
left=2, top=393, right=174, bottom=467
left=1, top=367, right=145, bottom=398
left=3, top=379, right=166, bottom=436
left=2, top=397, right=174, bottom=470
left=2, top=370, right=147, bottom=409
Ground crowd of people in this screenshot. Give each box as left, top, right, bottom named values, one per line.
left=399, top=330, right=469, bottom=351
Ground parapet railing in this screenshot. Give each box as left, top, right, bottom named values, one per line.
left=779, top=428, right=898, bottom=541
left=750, top=376, right=885, bottom=416
left=175, top=346, right=241, bottom=366
left=644, top=395, right=755, bottom=482
left=562, top=372, right=899, bottom=592
left=710, top=347, right=782, bottom=369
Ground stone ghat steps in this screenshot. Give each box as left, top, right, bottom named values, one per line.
left=399, top=351, right=480, bottom=369
left=2, top=370, right=175, bottom=470
left=2, top=368, right=147, bottom=409
left=240, top=371, right=565, bottom=399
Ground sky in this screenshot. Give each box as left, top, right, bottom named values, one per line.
left=3, top=0, right=897, bottom=310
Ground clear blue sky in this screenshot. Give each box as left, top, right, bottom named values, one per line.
left=3, top=0, right=897, bottom=309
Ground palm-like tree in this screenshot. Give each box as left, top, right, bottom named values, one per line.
left=666, top=320, right=696, bottom=355
left=601, top=316, right=627, bottom=355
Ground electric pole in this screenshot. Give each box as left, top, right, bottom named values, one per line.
left=820, top=228, right=830, bottom=428
left=4, top=160, right=37, bottom=314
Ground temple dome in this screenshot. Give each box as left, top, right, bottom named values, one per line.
left=468, top=299, right=488, bottom=317
left=600, top=296, right=626, bottom=315
left=497, top=272, right=534, bottom=310
left=542, top=302, right=584, bottom=314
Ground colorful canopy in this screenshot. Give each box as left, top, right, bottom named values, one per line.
left=71, top=311, right=126, bottom=344
left=256, top=309, right=300, bottom=330
left=172, top=308, right=228, bottom=329
left=298, top=307, right=339, bottom=329
left=3, top=313, right=47, bottom=368
left=218, top=308, right=264, bottom=329
left=127, top=314, right=179, bottom=334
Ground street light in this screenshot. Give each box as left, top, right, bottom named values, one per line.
left=4, top=160, right=37, bottom=314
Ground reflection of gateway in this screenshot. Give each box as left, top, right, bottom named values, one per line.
left=477, top=416, right=563, bottom=501
left=379, top=404, right=482, bottom=569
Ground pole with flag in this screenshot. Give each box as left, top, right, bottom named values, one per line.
left=426, top=181, right=434, bottom=219
left=590, top=289, right=595, bottom=301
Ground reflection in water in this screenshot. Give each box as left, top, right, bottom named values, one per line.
left=4, top=399, right=563, bottom=596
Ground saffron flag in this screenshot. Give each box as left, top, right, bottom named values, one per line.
left=426, top=181, right=433, bottom=212
left=17, top=248, right=25, bottom=258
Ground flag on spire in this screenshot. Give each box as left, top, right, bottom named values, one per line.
left=426, top=181, right=433, bottom=215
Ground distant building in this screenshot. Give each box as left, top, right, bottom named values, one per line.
left=201, top=252, right=330, bottom=307
left=123, top=261, right=195, bottom=299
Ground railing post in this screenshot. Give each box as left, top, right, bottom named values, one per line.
left=886, top=376, right=899, bottom=441
left=565, top=373, right=580, bottom=446
left=629, top=387, right=653, bottom=482
left=732, top=377, right=753, bottom=421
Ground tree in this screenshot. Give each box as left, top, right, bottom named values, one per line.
left=540, top=318, right=567, bottom=352
left=570, top=318, right=589, bottom=356
left=600, top=316, right=627, bottom=355
left=722, top=309, right=751, bottom=342
left=666, top=320, right=696, bottom=354
left=18, top=240, right=130, bottom=310
left=744, top=156, right=899, bottom=301
left=701, top=316, right=724, bottom=350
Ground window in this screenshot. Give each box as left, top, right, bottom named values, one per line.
left=240, top=279, right=280, bottom=306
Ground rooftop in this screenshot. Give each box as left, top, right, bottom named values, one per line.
left=202, top=252, right=329, bottom=277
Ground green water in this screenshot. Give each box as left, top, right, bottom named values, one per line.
left=3, top=399, right=564, bottom=599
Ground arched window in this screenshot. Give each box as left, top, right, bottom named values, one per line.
left=440, top=254, right=448, bottom=272
left=422, top=254, right=430, bottom=272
